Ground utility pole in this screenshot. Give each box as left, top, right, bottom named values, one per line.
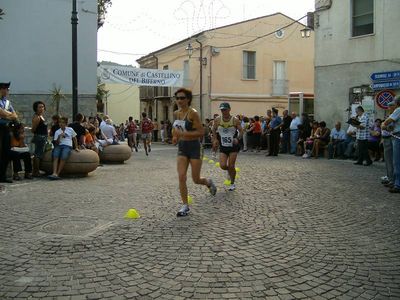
left=71, top=0, right=79, bottom=118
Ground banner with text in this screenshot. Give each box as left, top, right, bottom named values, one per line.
left=98, top=65, right=183, bottom=87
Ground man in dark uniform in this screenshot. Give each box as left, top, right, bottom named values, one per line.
left=0, top=82, right=18, bottom=183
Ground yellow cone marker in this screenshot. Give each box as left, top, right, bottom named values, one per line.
left=235, top=175, right=240, bottom=179
left=124, top=209, right=140, bottom=219
left=208, top=159, right=215, bottom=164
left=202, top=157, right=208, bottom=161
left=235, top=167, right=241, bottom=172
left=215, top=162, right=220, bottom=167
left=224, top=179, right=231, bottom=185
left=188, top=195, right=193, bottom=204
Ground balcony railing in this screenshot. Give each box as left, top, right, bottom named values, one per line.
left=271, top=79, right=289, bottom=96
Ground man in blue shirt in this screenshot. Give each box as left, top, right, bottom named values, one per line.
left=328, top=121, right=346, bottom=159
left=382, top=96, right=400, bottom=193
left=267, top=108, right=282, bottom=156
left=0, top=82, right=18, bottom=183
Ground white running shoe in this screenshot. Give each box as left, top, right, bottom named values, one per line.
left=177, top=204, right=190, bottom=217
left=228, top=183, right=236, bottom=191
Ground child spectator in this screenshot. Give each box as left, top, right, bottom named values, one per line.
left=48, top=117, right=78, bottom=180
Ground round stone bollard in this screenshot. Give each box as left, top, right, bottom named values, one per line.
left=98, top=144, right=132, bottom=163
left=40, top=149, right=99, bottom=177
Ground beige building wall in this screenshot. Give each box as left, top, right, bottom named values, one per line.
left=140, top=13, right=314, bottom=121
left=106, top=83, right=140, bottom=124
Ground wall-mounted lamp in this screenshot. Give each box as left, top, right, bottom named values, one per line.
left=185, top=43, right=193, bottom=58
left=300, top=27, right=312, bottom=38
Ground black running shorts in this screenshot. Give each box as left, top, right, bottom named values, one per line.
left=178, top=140, right=203, bottom=160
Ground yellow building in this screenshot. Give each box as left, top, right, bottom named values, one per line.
left=137, top=13, right=314, bottom=122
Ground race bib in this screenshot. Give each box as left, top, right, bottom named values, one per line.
left=173, top=120, right=186, bottom=131
left=221, top=131, right=233, bottom=147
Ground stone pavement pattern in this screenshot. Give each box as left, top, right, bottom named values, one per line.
left=0, top=144, right=399, bottom=300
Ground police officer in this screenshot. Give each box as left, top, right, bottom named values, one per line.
left=0, top=82, right=18, bottom=183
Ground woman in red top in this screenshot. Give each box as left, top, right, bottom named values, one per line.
left=248, top=115, right=262, bottom=151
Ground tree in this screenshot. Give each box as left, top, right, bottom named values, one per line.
left=50, top=85, right=66, bottom=116
left=97, top=0, right=112, bottom=29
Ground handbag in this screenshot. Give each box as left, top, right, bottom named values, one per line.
left=45, top=141, right=53, bottom=151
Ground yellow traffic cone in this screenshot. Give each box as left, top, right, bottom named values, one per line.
left=215, top=162, right=220, bottom=167
left=209, top=159, right=215, bottom=164
left=235, top=175, right=240, bottom=179
left=124, top=209, right=140, bottom=219
left=235, top=167, right=241, bottom=172
left=224, top=179, right=231, bottom=185
left=202, top=157, right=208, bottom=161
left=188, top=195, right=193, bottom=204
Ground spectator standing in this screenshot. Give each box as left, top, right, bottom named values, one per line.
left=354, top=106, right=372, bottom=166
left=289, top=112, right=302, bottom=154
left=31, top=101, right=48, bottom=176
left=0, top=82, right=17, bottom=183
left=381, top=116, right=394, bottom=187
left=280, top=110, right=292, bottom=153
left=152, top=118, right=159, bottom=142
left=267, top=108, right=282, bottom=156
left=381, top=97, right=400, bottom=193
left=127, top=116, right=138, bottom=152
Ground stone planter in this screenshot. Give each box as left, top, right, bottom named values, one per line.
left=99, top=144, right=131, bottom=163
left=40, top=149, right=99, bottom=176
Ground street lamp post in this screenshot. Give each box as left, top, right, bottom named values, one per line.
left=71, top=0, right=79, bottom=118
left=186, top=39, right=204, bottom=121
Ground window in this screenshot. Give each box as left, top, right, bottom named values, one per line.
left=352, top=0, right=374, bottom=37
left=243, top=51, right=256, bottom=79
left=272, top=61, right=287, bottom=95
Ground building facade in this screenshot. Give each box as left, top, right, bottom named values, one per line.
left=0, top=0, right=98, bottom=124
left=137, top=13, right=314, bottom=122
left=314, top=0, right=400, bottom=127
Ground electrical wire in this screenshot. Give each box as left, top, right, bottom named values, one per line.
left=213, top=14, right=307, bottom=49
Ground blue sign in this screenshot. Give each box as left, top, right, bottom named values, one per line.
left=370, top=70, right=400, bottom=81
left=371, top=80, right=400, bottom=91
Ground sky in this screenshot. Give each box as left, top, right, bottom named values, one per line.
left=97, top=0, right=315, bottom=66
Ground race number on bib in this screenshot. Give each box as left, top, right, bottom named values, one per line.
left=221, top=134, right=233, bottom=147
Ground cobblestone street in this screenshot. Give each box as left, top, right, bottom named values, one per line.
left=0, top=144, right=399, bottom=300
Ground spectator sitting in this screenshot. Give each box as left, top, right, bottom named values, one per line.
left=98, top=118, right=118, bottom=148
left=312, top=121, right=331, bottom=158
left=9, top=122, right=32, bottom=180
left=368, top=118, right=382, bottom=161
left=69, top=113, right=86, bottom=148
left=328, top=121, right=346, bottom=159
left=84, top=125, right=99, bottom=154
left=343, top=123, right=357, bottom=159
left=48, top=117, right=79, bottom=180
left=302, top=121, right=319, bottom=158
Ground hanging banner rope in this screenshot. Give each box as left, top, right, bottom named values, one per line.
left=98, top=64, right=183, bottom=87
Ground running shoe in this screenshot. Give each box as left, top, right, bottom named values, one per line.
left=228, top=183, right=236, bottom=191
left=177, top=204, right=190, bottom=217
left=148, top=144, right=151, bottom=152
left=208, top=179, right=217, bottom=196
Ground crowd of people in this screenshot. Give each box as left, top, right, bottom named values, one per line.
left=0, top=82, right=399, bottom=198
